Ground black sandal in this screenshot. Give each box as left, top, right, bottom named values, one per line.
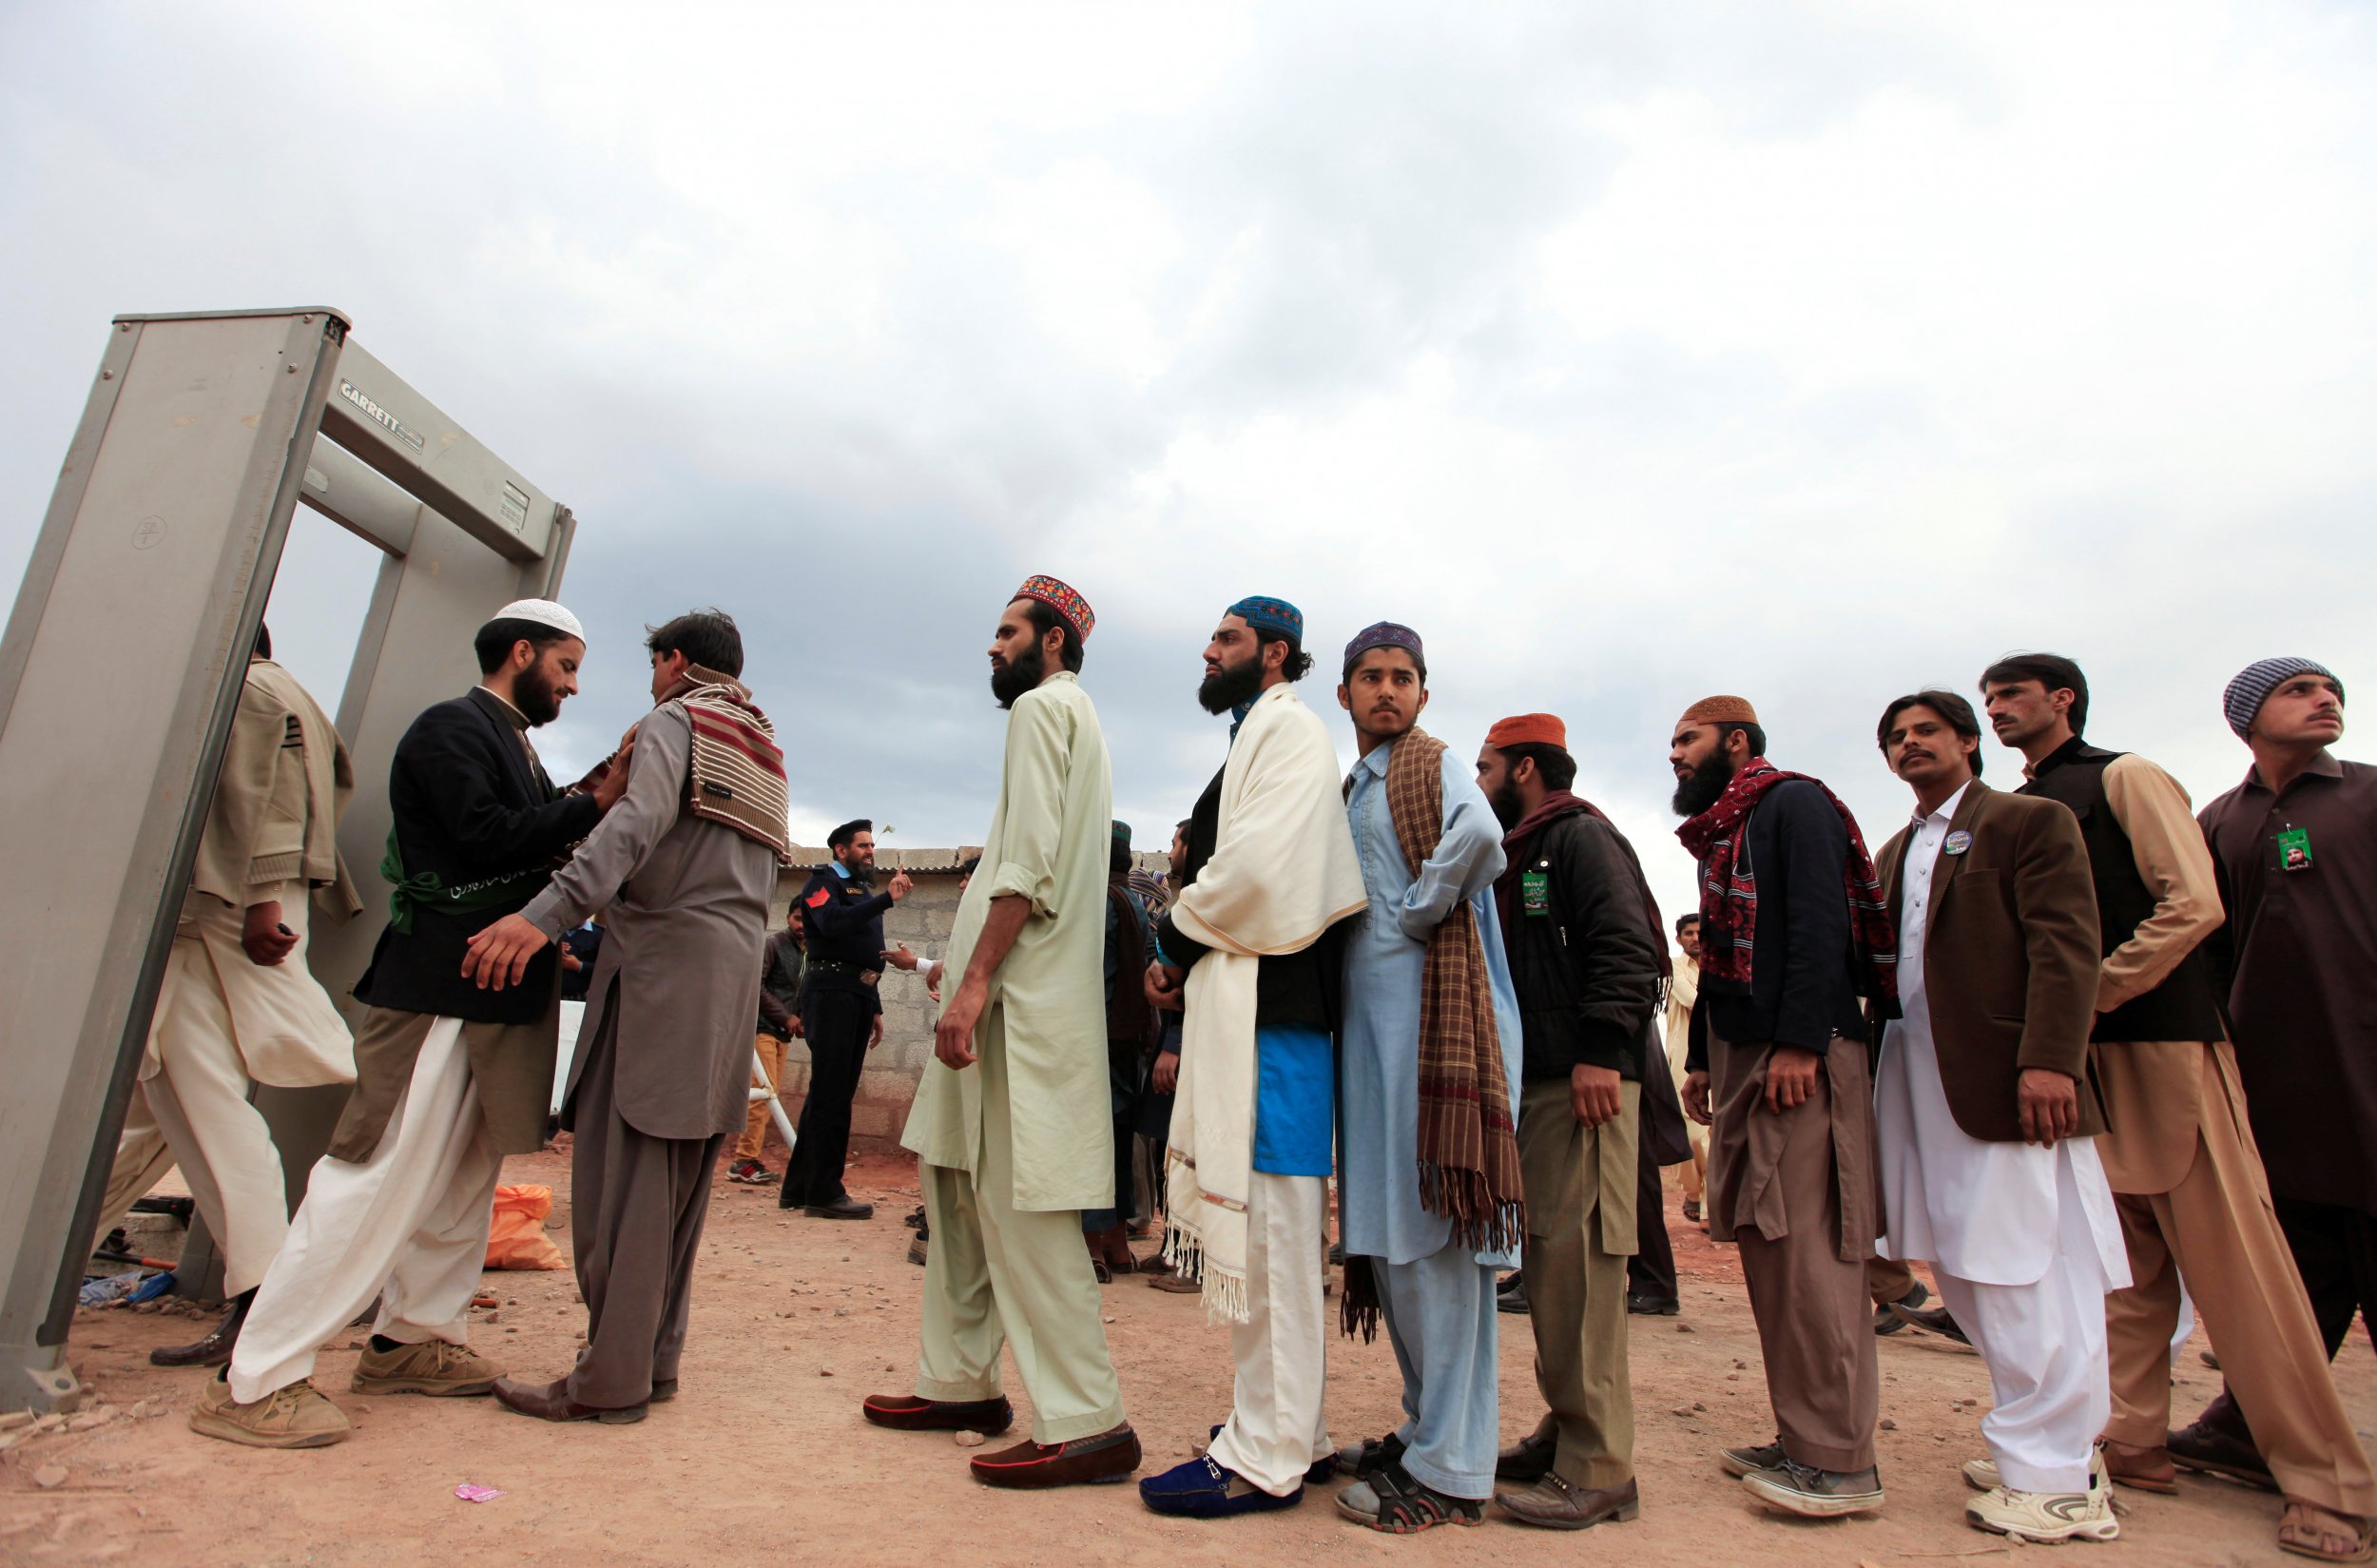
left=1337, top=1431, right=1407, bottom=1479
left=1338, top=1462, right=1486, bottom=1534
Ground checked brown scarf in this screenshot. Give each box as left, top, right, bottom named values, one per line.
left=1344, top=728, right=1527, bottom=1341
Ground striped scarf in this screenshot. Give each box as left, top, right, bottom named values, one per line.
left=1386, top=730, right=1525, bottom=1249
left=664, top=666, right=792, bottom=861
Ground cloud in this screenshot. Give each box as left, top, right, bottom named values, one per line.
left=4, top=0, right=2374, bottom=931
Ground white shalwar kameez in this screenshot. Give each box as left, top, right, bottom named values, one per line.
left=1874, top=783, right=2131, bottom=1495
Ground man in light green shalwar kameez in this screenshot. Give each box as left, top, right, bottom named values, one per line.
left=862, top=575, right=1142, bottom=1489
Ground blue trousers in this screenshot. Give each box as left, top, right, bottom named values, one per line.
left=1374, top=1244, right=1501, bottom=1499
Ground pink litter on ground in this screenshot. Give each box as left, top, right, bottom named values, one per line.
left=454, top=1484, right=505, bottom=1503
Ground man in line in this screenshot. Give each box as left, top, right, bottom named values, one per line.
left=1136, top=597, right=1364, bottom=1519
left=1083, top=822, right=1155, bottom=1281
left=731, top=902, right=806, bottom=1185
left=194, top=600, right=628, bottom=1447
left=1478, top=712, right=1664, bottom=1530
left=92, top=624, right=362, bottom=1369
left=780, top=820, right=918, bottom=1220
left=1323, top=626, right=1525, bottom=1532
left=1664, top=914, right=1706, bottom=1224
left=2185, top=659, right=2376, bottom=1561
left=1869, top=691, right=2126, bottom=1543
left=869, top=576, right=1140, bottom=1488
left=470, top=610, right=784, bottom=1423
left=1674, top=697, right=1894, bottom=1519
left=1988, top=652, right=2374, bottom=1563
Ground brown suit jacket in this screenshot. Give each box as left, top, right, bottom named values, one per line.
left=1872, top=779, right=2106, bottom=1143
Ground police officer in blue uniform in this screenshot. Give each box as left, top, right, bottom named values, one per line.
left=780, top=819, right=915, bottom=1218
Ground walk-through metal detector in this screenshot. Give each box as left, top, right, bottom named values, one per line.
left=0, top=307, right=578, bottom=1412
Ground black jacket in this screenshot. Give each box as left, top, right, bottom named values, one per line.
left=1154, top=760, right=1340, bottom=1031
left=1687, top=778, right=1869, bottom=1067
left=799, top=864, right=891, bottom=1016
left=353, top=688, right=599, bottom=1023
left=1499, top=807, right=1662, bottom=1082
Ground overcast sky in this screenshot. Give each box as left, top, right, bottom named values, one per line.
left=5, top=2, right=2373, bottom=931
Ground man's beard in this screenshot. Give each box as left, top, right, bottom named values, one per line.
left=1671, top=750, right=1735, bottom=817
left=1488, top=782, right=1524, bottom=829
left=990, top=644, right=1045, bottom=709
left=1197, top=653, right=1266, bottom=715
left=514, top=664, right=562, bottom=726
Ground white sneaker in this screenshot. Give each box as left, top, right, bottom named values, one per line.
left=1965, top=1484, right=2119, bottom=1543
left=1962, top=1447, right=2109, bottom=1494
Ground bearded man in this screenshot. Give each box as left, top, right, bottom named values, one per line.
left=194, top=600, right=629, bottom=1448
left=1672, top=696, right=1895, bottom=1520
left=468, top=610, right=787, bottom=1424
left=1136, top=596, right=1365, bottom=1520
left=868, top=576, right=1142, bottom=1489
left=1477, top=712, right=1665, bottom=1530
left=1321, top=624, right=1525, bottom=1532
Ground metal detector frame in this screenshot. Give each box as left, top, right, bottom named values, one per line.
left=0, top=307, right=576, bottom=1411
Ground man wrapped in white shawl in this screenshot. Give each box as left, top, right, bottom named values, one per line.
left=1140, top=597, right=1365, bottom=1517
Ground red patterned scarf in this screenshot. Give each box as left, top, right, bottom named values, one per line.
left=1674, top=758, right=1896, bottom=1001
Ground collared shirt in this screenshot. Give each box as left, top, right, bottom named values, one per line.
left=2199, top=751, right=2377, bottom=1211
left=475, top=684, right=543, bottom=772
left=1895, top=781, right=1973, bottom=1011
left=1336, top=735, right=1521, bottom=1260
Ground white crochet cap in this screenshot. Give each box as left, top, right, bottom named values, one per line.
left=485, top=598, right=585, bottom=640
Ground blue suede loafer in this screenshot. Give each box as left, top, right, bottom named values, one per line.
left=1141, top=1455, right=1304, bottom=1519
left=1206, top=1422, right=1336, bottom=1486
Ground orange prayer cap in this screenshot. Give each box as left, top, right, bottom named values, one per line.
left=1677, top=695, right=1759, bottom=727
left=1486, top=713, right=1567, bottom=750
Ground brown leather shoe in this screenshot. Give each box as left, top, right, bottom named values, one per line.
left=1496, top=1472, right=1640, bottom=1530
left=2100, top=1439, right=2179, bottom=1495
left=491, top=1376, right=647, bottom=1424
left=971, top=1423, right=1141, bottom=1488
left=2166, top=1418, right=2275, bottom=1493
left=861, top=1393, right=1015, bottom=1434
left=152, top=1290, right=254, bottom=1368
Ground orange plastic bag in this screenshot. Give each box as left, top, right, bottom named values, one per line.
left=484, top=1184, right=567, bottom=1270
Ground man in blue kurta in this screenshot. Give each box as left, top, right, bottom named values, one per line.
left=1329, top=623, right=1527, bottom=1532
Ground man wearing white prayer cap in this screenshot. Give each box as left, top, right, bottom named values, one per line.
left=195, top=597, right=636, bottom=1448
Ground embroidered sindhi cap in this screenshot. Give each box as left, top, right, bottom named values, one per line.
left=1228, top=595, right=1303, bottom=642
left=1676, top=695, right=1760, bottom=728
left=1486, top=713, right=1567, bottom=750
left=485, top=598, right=585, bottom=641
left=1342, top=621, right=1423, bottom=674
left=2223, top=657, right=2343, bottom=739
left=1014, top=574, right=1093, bottom=641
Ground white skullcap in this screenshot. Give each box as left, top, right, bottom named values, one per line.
left=485, top=598, right=585, bottom=641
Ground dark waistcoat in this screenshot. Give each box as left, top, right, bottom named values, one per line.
left=2017, top=743, right=2224, bottom=1043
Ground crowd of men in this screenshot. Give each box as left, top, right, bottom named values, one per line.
left=85, top=577, right=2373, bottom=1561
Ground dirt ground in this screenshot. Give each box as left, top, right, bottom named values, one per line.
left=6, top=1143, right=2369, bottom=1567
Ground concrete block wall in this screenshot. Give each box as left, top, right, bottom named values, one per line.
left=767, top=845, right=1168, bottom=1149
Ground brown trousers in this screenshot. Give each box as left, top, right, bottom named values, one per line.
left=1517, top=1077, right=1638, bottom=1489
left=1867, top=1255, right=1916, bottom=1308
left=733, top=1032, right=784, bottom=1163
left=565, top=998, right=725, bottom=1409
left=1708, top=1034, right=1880, bottom=1474
left=2100, top=1039, right=2377, bottom=1517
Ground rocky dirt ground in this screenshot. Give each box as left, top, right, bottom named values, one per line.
left=4, top=1143, right=2367, bottom=1567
